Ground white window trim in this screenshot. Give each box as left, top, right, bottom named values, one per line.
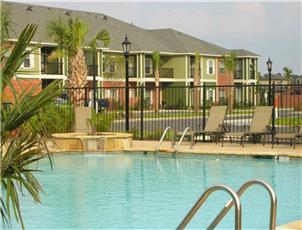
left=206, top=59, right=215, bottom=75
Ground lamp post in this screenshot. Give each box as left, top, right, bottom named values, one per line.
left=266, top=58, right=272, bottom=105
left=122, top=35, right=131, bottom=132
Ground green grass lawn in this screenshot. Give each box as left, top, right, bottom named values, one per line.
left=275, top=117, right=302, bottom=126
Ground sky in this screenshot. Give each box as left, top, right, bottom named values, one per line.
left=8, top=0, right=302, bottom=75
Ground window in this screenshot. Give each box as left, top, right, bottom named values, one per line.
left=219, top=61, right=225, bottom=74
left=109, top=64, right=115, bottom=73
left=104, top=62, right=115, bottom=73
left=23, top=57, right=30, bottom=68
left=145, top=58, right=153, bottom=75
left=207, top=60, right=215, bottom=75
left=22, top=53, right=34, bottom=68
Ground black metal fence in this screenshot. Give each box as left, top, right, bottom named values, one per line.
left=54, top=84, right=302, bottom=143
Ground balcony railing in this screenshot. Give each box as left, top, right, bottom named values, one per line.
left=128, top=67, right=137, bottom=77
left=190, top=67, right=202, bottom=78
left=146, top=68, right=174, bottom=78
left=249, top=70, right=255, bottom=79
left=86, top=65, right=97, bottom=76
left=41, top=62, right=63, bottom=75
left=234, top=69, right=243, bottom=79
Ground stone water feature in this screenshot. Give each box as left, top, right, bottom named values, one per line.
left=51, top=132, right=133, bottom=153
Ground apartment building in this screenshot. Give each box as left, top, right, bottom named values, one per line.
left=3, top=1, right=260, bottom=107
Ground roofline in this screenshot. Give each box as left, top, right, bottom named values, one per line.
left=6, top=39, right=259, bottom=58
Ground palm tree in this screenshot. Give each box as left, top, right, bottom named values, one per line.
left=1, top=24, right=62, bottom=229
left=223, top=52, right=237, bottom=111
left=193, top=51, right=201, bottom=112
left=152, top=51, right=160, bottom=112
left=1, top=7, right=13, bottom=43
left=47, top=17, right=110, bottom=106
left=283, top=66, right=293, bottom=95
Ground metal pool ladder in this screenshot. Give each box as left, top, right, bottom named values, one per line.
left=175, top=126, right=194, bottom=153
left=156, top=127, right=175, bottom=155
left=177, top=179, right=277, bottom=230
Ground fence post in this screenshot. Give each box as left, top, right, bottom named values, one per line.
left=203, top=82, right=206, bottom=142
left=140, top=84, right=144, bottom=140
left=84, top=87, right=88, bottom=106
left=272, top=82, right=276, bottom=142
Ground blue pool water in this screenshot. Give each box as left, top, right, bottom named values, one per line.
left=10, top=153, right=302, bottom=229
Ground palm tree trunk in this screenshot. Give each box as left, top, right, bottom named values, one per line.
left=193, top=75, right=200, bottom=112
left=68, top=49, right=88, bottom=106
left=154, top=68, right=160, bottom=113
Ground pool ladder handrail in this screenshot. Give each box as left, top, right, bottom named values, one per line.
left=177, top=184, right=242, bottom=230
left=208, top=179, right=277, bottom=230
left=156, top=127, right=175, bottom=154
left=177, top=179, right=277, bottom=230
left=175, top=127, right=194, bottom=153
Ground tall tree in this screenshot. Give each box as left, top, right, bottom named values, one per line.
left=152, top=51, right=160, bottom=112
left=283, top=66, right=293, bottom=95
left=223, top=52, right=237, bottom=111
left=1, top=24, right=62, bottom=229
left=283, top=66, right=293, bottom=84
left=47, top=17, right=109, bottom=106
left=193, top=51, right=201, bottom=112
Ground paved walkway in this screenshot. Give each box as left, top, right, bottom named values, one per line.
left=277, top=220, right=302, bottom=229
left=126, top=140, right=302, bottom=158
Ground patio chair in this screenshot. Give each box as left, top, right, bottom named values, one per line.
left=273, top=126, right=301, bottom=149
left=221, top=106, right=273, bottom=147
left=74, top=106, right=93, bottom=133
left=176, top=106, right=227, bottom=144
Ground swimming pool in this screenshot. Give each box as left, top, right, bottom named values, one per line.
left=11, top=153, right=302, bottom=229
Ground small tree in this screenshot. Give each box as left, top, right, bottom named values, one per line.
left=152, top=51, right=160, bottom=112
left=223, top=52, right=237, bottom=111
left=193, top=51, right=201, bottom=112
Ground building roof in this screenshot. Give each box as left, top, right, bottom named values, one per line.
left=148, top=29, right=229, bottom=55
left=3, top=1, right=258, bottom=57
left=230, top=49, right=260, bottom=57
left=260, top=73, right=288, bottom=80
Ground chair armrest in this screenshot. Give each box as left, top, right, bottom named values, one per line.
left=294, top=125, right=301, bottom=134
left=220, top=123, right=231, bottom=132
left=243, top=124, right=250, bottom=132
left=265, top=125, right=273, bottom=134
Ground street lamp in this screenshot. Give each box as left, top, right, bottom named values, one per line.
left=266, top=57, right=272, bottom=105
left=122, top=34, right=131, bottom=132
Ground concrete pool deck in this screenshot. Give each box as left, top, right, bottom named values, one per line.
left=125, top=141, right=302, bottom=158
left=277, top=220, right=302, bottom=229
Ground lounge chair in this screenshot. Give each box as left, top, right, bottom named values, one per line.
left=222, top=106, right=273, bottom=147
left=176, top=106, right=227, bottom=144
left=74, top=106, right=93, bottom=133
left=273, top=126, right=301, bottom=149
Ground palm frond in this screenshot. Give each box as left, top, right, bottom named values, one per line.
left=152, top=51, right=160, bottom=67
left=1, top=24, right=37, bottom=91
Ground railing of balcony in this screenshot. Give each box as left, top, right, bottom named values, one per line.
left=250, top=70, right=255, bottom=79
left=145, top=68, right=174, bottom=78
left=86, top=65, right=97, bottom=76
left=234, top=70, right=243, bottom=79
left=41, top=62, right=63, bottom=75
left=128, top=67, right=137, bottom=77
left=190, top=67, right=202, bottom=78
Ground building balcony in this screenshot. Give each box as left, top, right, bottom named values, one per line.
left=234, top=69, right=243, bottom=79
left=86, top=65, right=97, bottom=76
left=146, top=68, right=174, bottom=78
left=41, top=62, right=63, bottom=75
left=249, top=70, right=255, bottom=79
left=128, top=67, right=137, bottom=77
